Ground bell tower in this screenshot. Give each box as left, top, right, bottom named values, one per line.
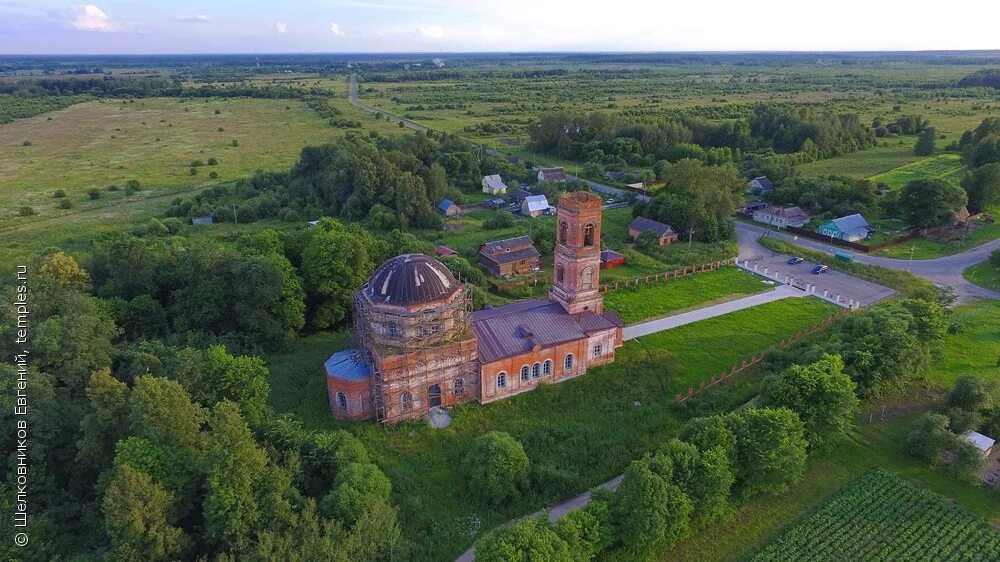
left=549, top=192, right=604, bottom=314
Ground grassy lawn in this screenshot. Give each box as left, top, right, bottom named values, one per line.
left=869, top=153, right=966, bottom=189
left=265, top=297, right=837, bottom=560
left=604, top=266, right=771, bottom=325
left=795, top=142, right=924, bottom=178
left=0, top=97, right=333, bottom=220
left=964, top=261, right=1000, bottom=292
left=875, top=209, right=1000, bottom=259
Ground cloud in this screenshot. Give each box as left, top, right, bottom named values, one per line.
left=71, top=4, right=120, bottom=32
left=275, top=21, right=288, bottom=34
left=175, top=14, right=209, bottom=23
left=417, top=24, right=444, bottom=38
left=329, top=21, right=345, bottom=36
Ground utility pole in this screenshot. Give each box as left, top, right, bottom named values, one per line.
left=906, top=246, right=915, bottom=272
left=233, top=203, right=238, bottom=225
left=687, top=224, right=695, bottom=255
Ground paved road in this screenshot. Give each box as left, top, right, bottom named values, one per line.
left=738, top=226, right=897, bottom=307
left=736, top=223, right=1000, bottom=302
left=623, top=285, right=807, bottom=340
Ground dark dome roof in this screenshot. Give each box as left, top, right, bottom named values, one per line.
left=364, top=254, right=460, bottom=306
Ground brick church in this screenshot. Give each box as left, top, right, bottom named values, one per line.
left=325, top=191, right=624, bottom=424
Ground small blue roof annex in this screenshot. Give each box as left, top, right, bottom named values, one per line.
left=324, top=349, right=371, bottom=381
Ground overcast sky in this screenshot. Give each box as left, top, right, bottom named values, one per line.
left=1, top=0, right=998, bottom=55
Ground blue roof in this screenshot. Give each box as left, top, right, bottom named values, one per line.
left=324, top=349, right=371, bottom=381
left=438, top=199, right=456, bottom=211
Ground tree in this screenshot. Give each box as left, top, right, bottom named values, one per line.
left=300, top=220, right=378, bottom=329
left=103, top=465, right=189, bottom=562
left=656, top=439, right=734, bottom=525
left=320, top=463, right=392, bottom=524
left=554, top=501, right=611, bottom=561
left=232, top=252, right=306, bottom=348
left=914, top=127, right=936, bottom=156
left=898, top=179, right=967, bottom=228
left=678, top=415, right=736, bottom=458
left=111, top=437, right=199, bottom=520
left=475, top=516, right=572, bottom=562
left=31, top=291, right=118, bottom=389
left=643, top=159, right=744, bottom=242
left=725, top=408, right=808, bottom=499
left=757, top=355, right=860, bottom=449
left=37, top=251, right=91, bottom=291
left=76, top=369, right=130, bottom=482
left=905, top=413, right=953, bottom=461
left=172, top=346, right=270, bottom=428
left=610, top=458, right=692, bottom=552
left=949, top=375, right=993, bottom=412
left=462, top=431, right=530, bottom=505
left=128, top=375, right=206, bottom=457
left=961, top=162, right=1000, bottom=213
left=832, top=304, right=930, bottom=398
left=947, top=407, right=980, bottom=434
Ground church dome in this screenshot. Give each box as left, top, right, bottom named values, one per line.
left=364, top=254, right=460, bottom=306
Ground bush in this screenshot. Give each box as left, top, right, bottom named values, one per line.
left=107, top=184, right=119, bottom=191
left=17, top=206, right=37, bottom=217
left=462, top=431, right=530, bottom=505
left=189, top=167, right=198, bottom=176
left=476, top=516, right=571, bottom=562
left=231, top=139, right=239, bottom=147
left=949, top=375, right=993, bottom=411
left=482, top=210, right=516, bottom=230
left=87, top=188, right=102, bottom=200
left=217, top=127, right=224, bottom=132
left=214, top=109, right=220, bottom=115
left=53, top=189, right=66, bottom=198
left=320, top=463, right=392, bottom=524
left=990, top=249, right=1000, bottom=269
left=22, top=140, right=31, bottom=146
left=208, top=171, right=218, bottom=179
left=207, top=157, right=218, bottom=166
left=58, top=199, right=73, bottom=209
left=190, top=159, right=204, bottom=167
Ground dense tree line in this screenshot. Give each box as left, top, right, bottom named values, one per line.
left=0, top=75, right=329, bottom=100
left=957, top=69, right=1000, bottom=90
left=0, top=252, right=404, bottom=560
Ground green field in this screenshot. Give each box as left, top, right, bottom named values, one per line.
left=0, top=97, right=333, bottom=220
left=266, top=297, right=837, bottom=559
left=796, top=142, right=925, bottom=178
left=604, top=266, right=770, bottom=324
left=869, top=153, right=966, bottom=189
left=874, top=206, right=1000, bottom=259
left=964, top=261, right=1000, bottom=292
left=751, top=469, right=1000, bottom=561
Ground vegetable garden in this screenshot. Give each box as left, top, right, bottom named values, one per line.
left=753, top=469, right=1000, bottom=561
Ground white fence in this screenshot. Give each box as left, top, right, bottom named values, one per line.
left=735, top=258, right=861, bottom=310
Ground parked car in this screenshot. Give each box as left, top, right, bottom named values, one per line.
left=811, top=264, right=829, bottom=274
left=787, top=256, right=804, bottom=265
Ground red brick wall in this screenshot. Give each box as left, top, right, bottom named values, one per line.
left=326, top=376, right=372, bottom=420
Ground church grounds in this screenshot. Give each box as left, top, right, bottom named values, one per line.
left=265, top=297, right=837, bottom=559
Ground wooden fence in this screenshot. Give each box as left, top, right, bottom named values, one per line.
left=674, top=309, right=851, bottom=404
left=599, top=259, right=734, bottom=293
left=784, top=225, right=918, bottom=254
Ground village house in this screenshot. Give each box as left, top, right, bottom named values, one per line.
left=753, top=205, right=812, bottom=228
left=478, top=235, right=541, bottom=277
left=628, top=216, right=679, bottom=246
left=747, top=176, right=775, bottom=195
left=537, top=167, right=567, bottom=183
left=438, top=199, right=460, bottom=216
left=819, top=213, right=872, bottom=242
left=600, top=249, right=626, bottom=270
left=521, top=194, right=552, bottom=217
left=324, top=192, right=623, bottom=423
left=482, top=174, right=508, bottom=195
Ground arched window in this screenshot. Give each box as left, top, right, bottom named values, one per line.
left=400, top=391, right=413, bottom=411
left=532, top=363, right=541, bottom=378
left=593, top=343, right=603, bottom=358
left=542, top=359, right=552, bottom=375
left=581, top=267, right=594, bottom=290
left=520, top=365, right=530, bottom=381
left=583, top=223, right=595, bottom=246
left=336, top=392, right=348, bottom=410
left=564, top=354, right=574, bottom=371
left=454, top=377, right=464, bottom=396
left=496, top=372, right=508, bottom=389
left=387, top=323, right=400, bottom=337
left=555, top=264, right=565, bottom=284
left=559, top=221, right=568, bottom=244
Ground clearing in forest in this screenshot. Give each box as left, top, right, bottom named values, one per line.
left=869, top=153, right=966, bottom=189
left=752, top=468, right=1000, bottom=561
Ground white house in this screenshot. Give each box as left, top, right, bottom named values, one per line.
left=753, top=205, right=812, bottom=228
left=521, top=194, right=551, bottom=218
left=482, top=174, right=508, bottom=195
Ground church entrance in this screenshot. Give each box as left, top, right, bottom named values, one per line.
left=428, top=384, right=442, bottom=407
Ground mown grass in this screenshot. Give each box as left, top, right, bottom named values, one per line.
left=874, top=206, right=1000, bottom=259
left=964, top=261, right=1000, bottom=292
left=265, top=297, right=837, bottom=560
left=604, top=266, right=770, bottom=325
left=796, top=142, right=924, bottom=178
left=869, top=153, right=966, bottom=189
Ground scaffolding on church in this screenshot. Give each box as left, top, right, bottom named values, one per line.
left=353, top=284, right=476, bottom=424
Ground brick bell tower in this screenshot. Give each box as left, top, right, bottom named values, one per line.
left=549, top=191, right=604, bottom=314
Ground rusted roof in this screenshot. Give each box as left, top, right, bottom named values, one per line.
left=472, top=300, right=620, bottom=363
left=481, top=235, right=534, bottom=254
left=363, top=254, right=460, bottom=305
left=480, top=246, right=541, bottom=266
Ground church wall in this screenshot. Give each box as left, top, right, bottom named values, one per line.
left=376, top=337, right=480, bottom=423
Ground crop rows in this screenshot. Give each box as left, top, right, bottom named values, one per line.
left=753, top=469, right=1000, bottom=561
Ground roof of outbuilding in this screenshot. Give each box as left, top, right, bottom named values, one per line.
left=629, top=216, right=676, bottom=237
left=363, top=254, right=460, bottom=305
left=600, top=249, right=626, bottom=262
left=472, top=300, right=622, bottom=363
left=324, top=349, right=371, bottom=381
left=483, top=174, right=506, bottom=189
left=964, top=431, right=996, bottom=452
left=523, top=194, right=550, bottom=212
left=538, top=167, right=567, bottom=181
left=751, top=176, right=775, bottom=190
left=438, top=199, right=457, bottom=211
